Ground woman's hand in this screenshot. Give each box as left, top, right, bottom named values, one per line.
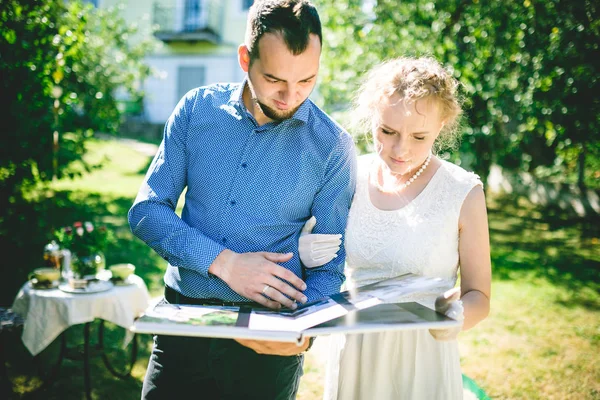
left=298, top=216, right=341, bottom=268
left=429, top=287, right=464, bottom=341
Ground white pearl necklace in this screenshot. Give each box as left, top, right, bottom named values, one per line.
left=377, top=153, right=432, bottom=193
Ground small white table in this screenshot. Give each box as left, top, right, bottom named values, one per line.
left=11, top=274, right=150, bottom=399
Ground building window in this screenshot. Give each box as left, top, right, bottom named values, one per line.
left=184, top=0, right=204, bottom=32
left=178, top=66, right=206, bottom=102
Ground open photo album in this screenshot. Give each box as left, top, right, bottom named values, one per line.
left=131, top=273, right=461, bottom=343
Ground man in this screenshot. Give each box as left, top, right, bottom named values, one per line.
left=128, top=1, right=356, bottom=398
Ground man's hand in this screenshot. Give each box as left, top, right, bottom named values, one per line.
left=209, top=249, right=307, bottom=310
left=429, top=287, right=464, bottom=341
left=235, top=337, right=311, bottom=356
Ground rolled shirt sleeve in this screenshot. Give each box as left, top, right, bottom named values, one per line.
left=128, top=91, right=225, bottom=277
left=302, top=133, right=357, bottom=301
left=127, top=81, right=357, bottom=302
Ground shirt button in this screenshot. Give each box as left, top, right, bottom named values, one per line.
left=230, top=200, right=236, bottom=206
left=222, top=237, right=227, bottom=243
left=241, top=163, right=247, bottom=168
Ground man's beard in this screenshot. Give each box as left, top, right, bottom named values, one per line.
left=246, top=80, right=302, bottom=121
left=253, top=98, right=300, bottom=121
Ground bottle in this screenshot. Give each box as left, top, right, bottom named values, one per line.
left=43, top=240, right=62, bottom=269
left=61, top=249, right=72, bottom=281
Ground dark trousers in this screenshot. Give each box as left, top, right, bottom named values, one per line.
left=141, top=292, right=304, bottom=400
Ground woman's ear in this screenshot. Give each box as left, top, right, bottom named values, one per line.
left=238, top=45, right=251, bottom=73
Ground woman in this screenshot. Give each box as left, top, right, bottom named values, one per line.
left=299, top=57, right=491, bottom=399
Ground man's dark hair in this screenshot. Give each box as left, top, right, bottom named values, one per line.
left=245, top=0, right=322, bottom=63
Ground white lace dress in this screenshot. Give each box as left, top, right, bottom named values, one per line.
left=324, top=154, right=482, bottom=400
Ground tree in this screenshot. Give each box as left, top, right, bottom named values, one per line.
left=314, top=0, right=599, bottom=189
left=0, top=0, right=153, bottom=199
left=0, top=0, right=154, bottom=304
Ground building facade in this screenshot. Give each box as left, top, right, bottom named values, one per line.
left=98, top=0, right=251, bottom=125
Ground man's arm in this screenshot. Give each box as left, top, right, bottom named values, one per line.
left=128, top=91, right=226, bottom=276
left=302, top=133, right=357, bottom=301
left=128, top=91, right=308, bottom=309
left=235, top=134, right=356, bottom=357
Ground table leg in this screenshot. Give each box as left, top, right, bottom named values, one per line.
left=98, top=320, right=138, bottom=378
left=83, top=322, right=92, bottom=400
left=35, top=321, right=128, bottom=399
left=2, top=333, right=66, bottom=396
left=34, top=332, right=67, bottom=392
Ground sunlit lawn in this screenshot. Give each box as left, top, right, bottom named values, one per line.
left=459, top=197, right=600, bottom=400
left=5, top=138, right=599, bottom=399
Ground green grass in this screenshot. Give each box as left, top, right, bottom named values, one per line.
left=460, top=279, right=600, bottom=399
left=50, top=139, right=153, bottom=199
left=4, top=138, right=599, bottom=399
left=458, top=197, right=600, bottom=400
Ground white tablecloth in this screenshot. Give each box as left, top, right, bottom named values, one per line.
left=11, top=275, right=150, bottom=356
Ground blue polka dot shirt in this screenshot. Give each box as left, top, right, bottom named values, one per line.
left=128, top=80, right=357, bottom=302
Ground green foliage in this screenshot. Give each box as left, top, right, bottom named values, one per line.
left=0, top=0, right=154, bottom=222
left=314, top=0, right=599, bottom=189
left=3, top=140, right=598, bottom=400
left=0, top=0, right=154, bottom=301
left=53, top=220, right=111, bottom=256
left=0, top=139, right=165, bottom=306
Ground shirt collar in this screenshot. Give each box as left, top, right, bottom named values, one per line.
left=228, top=77, right=310, bottom=125
left=229, top=79, right=246, bottom=107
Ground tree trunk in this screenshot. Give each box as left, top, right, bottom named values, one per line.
left=577, top=145, right=586, bottom=191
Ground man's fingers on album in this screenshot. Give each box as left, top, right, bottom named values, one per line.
left=252, top=292, right=281, bottom=310
left=269, top=264, right=307, bottom=292
left=267, top=277, right=307, bottom=305
left=259, top=283, right=297, bottom=309
left=267, top=289, right=298, bottom=310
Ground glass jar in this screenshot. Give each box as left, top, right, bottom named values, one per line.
left=70, top=252, right=106, bottom=279
left=43, top=240, right=62, bottom=269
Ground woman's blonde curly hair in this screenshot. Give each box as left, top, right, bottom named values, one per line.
left=353, top=56, right=464, bottom=152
